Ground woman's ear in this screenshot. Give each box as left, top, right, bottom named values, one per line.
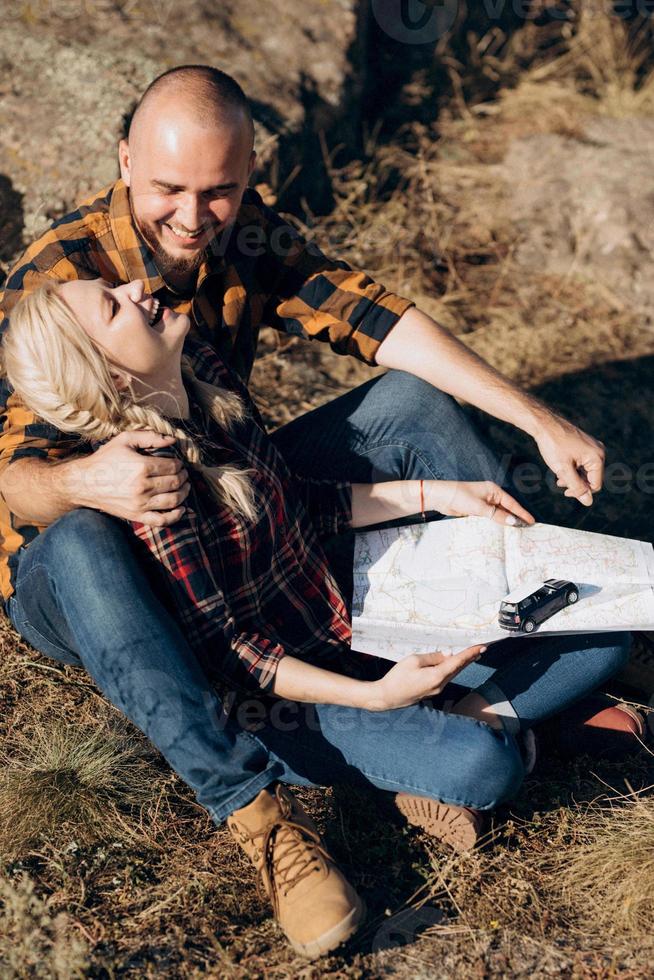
left=110, top=370, right=129, bottom=392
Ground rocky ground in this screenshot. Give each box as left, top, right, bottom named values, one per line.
left=2, top=3, right=654, bottom=977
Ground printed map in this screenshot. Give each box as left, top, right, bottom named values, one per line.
left=351, top=518, right=654, bottom=660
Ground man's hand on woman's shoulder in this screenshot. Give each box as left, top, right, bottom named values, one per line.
left=73, top=430, right=190, bottom=526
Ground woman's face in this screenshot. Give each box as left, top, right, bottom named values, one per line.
left=59, top=278, right=190, bottom=383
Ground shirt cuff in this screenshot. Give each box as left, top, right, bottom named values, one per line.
left=347, top=294, right=415, bottom=366
left=227, top=632, right=287, bottom=692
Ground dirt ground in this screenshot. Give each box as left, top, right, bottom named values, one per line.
left=2, top=4, right=654, bottom=978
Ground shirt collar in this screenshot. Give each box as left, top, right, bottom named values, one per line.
left=109, top=179, right=225, bottom=296
left=109, top=179, right=164, bottom=293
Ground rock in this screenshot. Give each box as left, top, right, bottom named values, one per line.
left=497, top=117, right=654, bottom=312
left=0, top=27, right=157, bottom=252
left=0, top=0, right=363, bottom=258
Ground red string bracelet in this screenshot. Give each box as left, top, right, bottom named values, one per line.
left=419, top=478, right=426, bottom=521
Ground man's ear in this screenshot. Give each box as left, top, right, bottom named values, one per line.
left=118, top=139, right=132, bottom=187
left=247, top=150, right=257, bottom=180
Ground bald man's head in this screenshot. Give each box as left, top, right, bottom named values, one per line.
left=128, top=65, right=255, bottom=151
left=118, top=65, right=256, bottom=284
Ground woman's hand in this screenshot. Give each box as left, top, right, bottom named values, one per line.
left=368, top=644, right=486, bottom=711
left=426, top=480, right=535, bottom=527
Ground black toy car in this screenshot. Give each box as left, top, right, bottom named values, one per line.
left=498, top=578, right=579, bottom=633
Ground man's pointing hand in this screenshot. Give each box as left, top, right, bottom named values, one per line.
left=533, top=413, right=605, bottom=506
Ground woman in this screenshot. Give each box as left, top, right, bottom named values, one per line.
left=2, top=278, right=632, bottom=957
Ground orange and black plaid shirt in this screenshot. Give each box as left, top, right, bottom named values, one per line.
left=0, top=179, right=413, bottom=601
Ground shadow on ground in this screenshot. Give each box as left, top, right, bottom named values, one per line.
left=473, top=353, right=654, bottom=543
left=0, top=174, right=23, bottom=284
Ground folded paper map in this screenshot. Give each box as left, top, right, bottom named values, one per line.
left=351, top=518, right=654, bottom=660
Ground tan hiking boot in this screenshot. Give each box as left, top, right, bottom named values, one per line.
left=395, top=794, right=484, bottom=852
left=227, top=785, right=364, bottom=958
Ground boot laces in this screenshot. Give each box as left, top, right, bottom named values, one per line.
left=244, top=791, right=330, bottom=913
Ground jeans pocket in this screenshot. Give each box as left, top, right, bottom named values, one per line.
left=8, top=594, right=81, bottom=666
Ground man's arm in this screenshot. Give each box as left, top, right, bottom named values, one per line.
left=1, top=458, right=87, bottom=525
left=0, top=432, right=190, bottom=527
left=251, top=196, right=602, bottom=505
left=252, top=191, right=414, bottom=364
left=375, top=306, right=604, bottom=506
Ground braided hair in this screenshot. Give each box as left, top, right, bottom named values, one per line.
left=2, top=282, right=256, bottom=520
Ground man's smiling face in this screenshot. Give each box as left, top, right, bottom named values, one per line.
left=119, top=100, right=255, bottom=281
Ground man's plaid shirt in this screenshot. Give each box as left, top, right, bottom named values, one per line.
left=0, top=178, right=413, bottom=600
left=130, top=338, right=353, bottom=692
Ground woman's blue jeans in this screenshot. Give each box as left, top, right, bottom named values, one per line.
left=6, top=370, right=630, bottom=825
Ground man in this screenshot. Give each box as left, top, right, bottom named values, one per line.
left=0, top=65, right=634, bottom=957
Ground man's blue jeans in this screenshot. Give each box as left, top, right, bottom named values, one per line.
left=6, top=370, right=630, bottom=824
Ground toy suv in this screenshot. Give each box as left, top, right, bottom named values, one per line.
left=499, top=579, right=579, bottom=633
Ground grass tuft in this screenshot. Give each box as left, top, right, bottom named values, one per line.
left=0, top=721, right=157, bottom=858
left=551, top=794, right=654, bottom=939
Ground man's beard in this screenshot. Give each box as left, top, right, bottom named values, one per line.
left=137, top=218, right=209, bottom=277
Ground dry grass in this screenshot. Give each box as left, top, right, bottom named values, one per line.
left=0, top=873, right=89, bottom=979
left=550, top=793, right=654, bottom=940
left=528, top=4, right=654, bottom=113
left=458, top=1, right=654, bottom=118
left=274, top=120, right=648, bottom=419
left=0, top=720, right=161, bottom=859
left=2, top=2, right=654, bottom=976
left=270, top=5, right=654, bottom=403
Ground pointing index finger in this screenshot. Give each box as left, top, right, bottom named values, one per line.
left=497, top=489, right=535, bottom=526
left=439, top=643, right=487, bottom=680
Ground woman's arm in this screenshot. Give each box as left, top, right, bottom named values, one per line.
left=271, top=645, right=486, bottom=711
left=350, top=479, right=535, bottom=529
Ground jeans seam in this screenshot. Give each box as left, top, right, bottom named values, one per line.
left=12, top=562, right=73, bottom=658
left=350, top=440, right=445, bottom=480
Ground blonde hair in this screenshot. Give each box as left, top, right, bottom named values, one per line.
left=2, top=282, right=257, bottom=519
